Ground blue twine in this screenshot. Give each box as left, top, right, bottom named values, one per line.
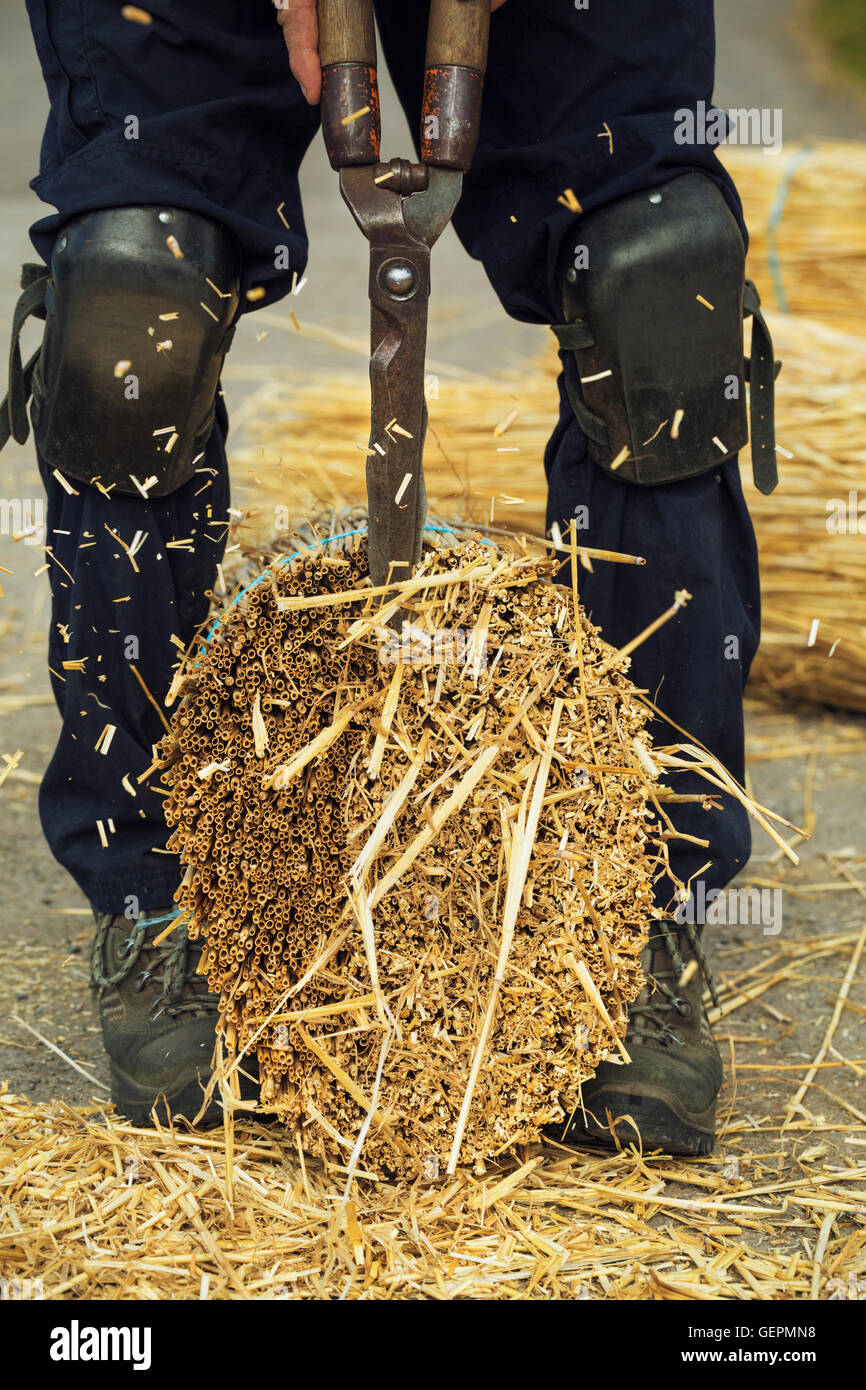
left=202, top=522, right=486, bottom=646
left=133, top=909, right=180, bottom=928
left=766, top=144, right=813, bottom=314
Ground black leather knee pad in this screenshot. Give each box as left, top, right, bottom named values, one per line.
left=29, top=206, right=240, bottom=497
left=552, top=174, right=779, bottom=494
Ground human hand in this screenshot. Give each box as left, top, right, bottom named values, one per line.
left=277, top=0, right=508, bottom=105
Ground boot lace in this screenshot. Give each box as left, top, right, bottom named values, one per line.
left=91, top=910, right=216, bottom=1022
left=627, top=918, right=718, bottom=1048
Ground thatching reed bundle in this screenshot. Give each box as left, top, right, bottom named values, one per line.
left=720, top=142, right=866, bottom=329
left=160, top=534, right=667, bottom=1177
left=235, top=311, right=866, bottom=713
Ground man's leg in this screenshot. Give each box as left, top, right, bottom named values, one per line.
left=377, top=0, right=759, bottom=904
left=22, top=0, right=317, bottom=901
left=18, top=0, right=315, bottom=1121
left=378, top=0, right=762, bottom=1152
left=37, top=401, right=231, bottom=912
left=25, top=0, right=318, bottom=301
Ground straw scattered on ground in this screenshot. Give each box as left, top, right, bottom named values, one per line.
left=2, top=1061, right=866, bottom=1300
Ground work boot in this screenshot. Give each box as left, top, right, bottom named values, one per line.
left=90, top=907, right=225, bottom=1127
left=552, top=920, right=722, bottom=1156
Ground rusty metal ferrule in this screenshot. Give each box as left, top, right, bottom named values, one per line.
left=421, top=65, right=484, bottom=171
left=321, top=63, right=381, bottom=169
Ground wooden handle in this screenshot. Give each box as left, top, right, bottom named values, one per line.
left=318, top=0, right=380, bottom=168
left=422, top=0, right=490, bottom=171
left=425, top=0, right=490, bottom=72
left=318, top=0, right=377, bottom=67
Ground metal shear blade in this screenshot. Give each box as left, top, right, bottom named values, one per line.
left=339, top=164, right=462, bottom=589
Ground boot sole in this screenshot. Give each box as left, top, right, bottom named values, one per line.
left=109, top=1061, right=223, bottom=1129
left=552, top=1080, right=717, bottom=1157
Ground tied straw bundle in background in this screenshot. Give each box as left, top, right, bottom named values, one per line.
left=720, top=142, right=866, bottom=329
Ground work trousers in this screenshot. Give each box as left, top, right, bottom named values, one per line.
left=25, top=0, right=760, bottom=912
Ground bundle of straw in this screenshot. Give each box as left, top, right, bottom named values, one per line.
left=236, top=312, right=866, bottom=713
left=161, top=534, right=660, bottom=1176
left=161, top=522, right=796, bottom=1175
left=720, top=142, right=866, bottom=328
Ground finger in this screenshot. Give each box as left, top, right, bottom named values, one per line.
left=276, top=0, right=322, bottom=104
left=490, top=0, right=508, bottom=9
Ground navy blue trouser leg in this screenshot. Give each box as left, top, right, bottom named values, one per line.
left=25, top=2, right=316, bottom=909
left=377, top=0, right=760, bottom=905
left=37, top=400, right=230, bottom=912
left=25, top=0, right=319, bottom=303
left=375, top=0, right=745, bottom=324
left=544, top=387, right=760, bottom=910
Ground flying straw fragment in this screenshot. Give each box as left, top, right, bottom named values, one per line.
left=558, top=188, right=582, bottom=212
left=598, top=121, right=614, bottom=154
left=0, top=749, right=24, bottom=790
left=494, top=409, right=519, bottom=437
left=580, top=369, right=612, bottom=384
left=52, top=469, right=78, bottom=496
left=129, top=474, right=156, bottom=498
left=94, top=724, right=117, bottom=756
left=610, top=444, right=630, bottom=471
left=643, top=420, right=669, bottom=445
left=678, top=958, right=698, bottom=987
